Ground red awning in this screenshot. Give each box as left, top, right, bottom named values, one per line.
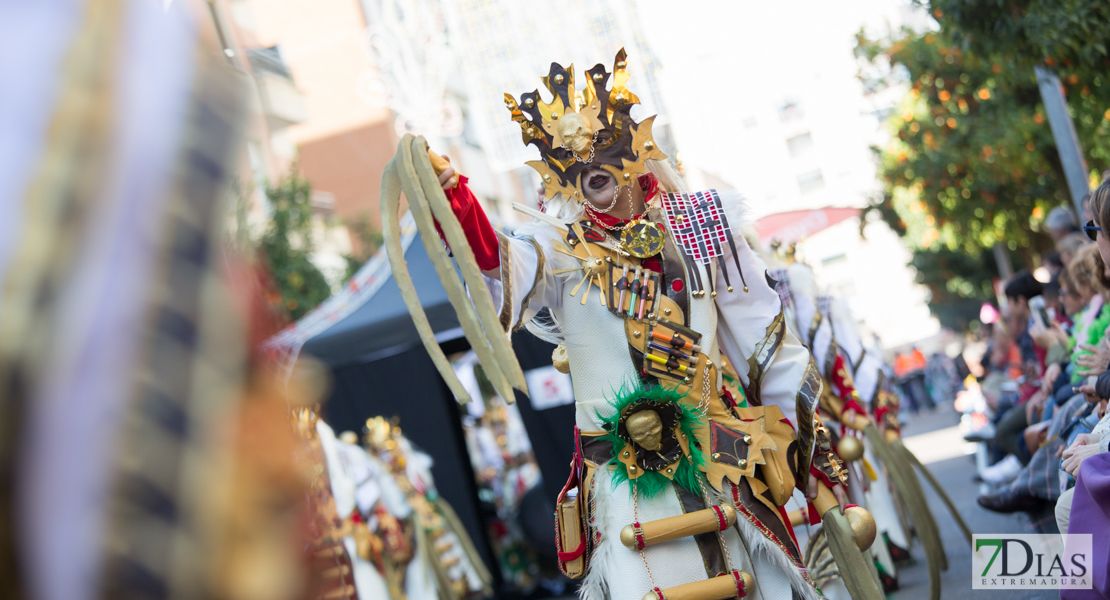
left=753, top=207, right=861, bottom=243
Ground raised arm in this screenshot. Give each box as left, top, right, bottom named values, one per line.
left=431, top=154, right=501, bottom=279
left=430, top=152, right=564, bottom=334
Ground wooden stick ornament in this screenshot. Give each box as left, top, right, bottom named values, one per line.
left=643, top=570, right=754, bottom=600
left=620, top=505, right=736, bottom=549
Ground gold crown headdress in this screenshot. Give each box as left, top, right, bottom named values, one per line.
left=505, top=48, right=668, bottom=203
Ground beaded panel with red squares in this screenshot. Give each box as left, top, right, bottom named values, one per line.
left=660, top=189, right=733, bottom=264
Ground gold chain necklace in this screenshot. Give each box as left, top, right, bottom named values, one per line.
left=586, top=206, right=644, bottom=232
left=585, top=186, right=643, bottom=230
left=584, top=188, right=664, bottom=258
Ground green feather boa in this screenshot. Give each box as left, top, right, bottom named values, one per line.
left=596, top=382, right=707, bottom=498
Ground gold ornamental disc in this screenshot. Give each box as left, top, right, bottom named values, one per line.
left=620, top=219, right=665, bottom=258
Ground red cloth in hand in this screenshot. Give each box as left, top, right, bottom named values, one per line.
left=435, top=175, right=500, bottom=271
left=807, top=502, right=823, bottom=525
left=805, top=469, right=848, bottom=525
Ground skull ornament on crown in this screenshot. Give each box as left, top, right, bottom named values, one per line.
left=556, top=113, right=595, bottom=158
left=504, top=48, right=669, bottom=203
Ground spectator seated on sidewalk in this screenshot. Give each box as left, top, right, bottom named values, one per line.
left=986, top=272, right=1046, bottom=468
left=894, top=346, right=932, bottom=413
left=980, top=185, right=1110, bottom=532
left=1056, top=180, right=1110, bottom=558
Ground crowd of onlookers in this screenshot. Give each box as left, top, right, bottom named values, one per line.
left=969, top=180, right=1110, bottom=561
left=892, top=345, right=968, bottom=414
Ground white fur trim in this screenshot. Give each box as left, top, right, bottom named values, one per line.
left=718, top=189, right=757, bottom=244
left=707, top=485, right=823, bottom=600
left=579, top=466, right=614, bottom=600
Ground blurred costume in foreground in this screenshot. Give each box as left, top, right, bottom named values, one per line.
left=768, top=249, right=969, bottom=600
left=296, top=412, right=491, bottom=600
left=0, top=3, right=348, bottom=600
left=381, top=49, right=881, bottom=600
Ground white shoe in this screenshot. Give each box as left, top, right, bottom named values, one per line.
left=980, top=454, right=1022, bottom=485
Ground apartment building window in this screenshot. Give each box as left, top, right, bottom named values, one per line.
left=797, top=170, right=824, bottom=193
left=786, top=132, right=813, bottom=157
left=247, top=46, right=293, bottom=80
left=310, top=191, right=337, bottom=217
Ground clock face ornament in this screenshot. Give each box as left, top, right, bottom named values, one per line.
left=620, top=219, right=665, bottom=258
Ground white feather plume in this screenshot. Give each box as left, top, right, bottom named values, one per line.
left=579, top=467, right=615, bottom=600
left=707, top=485, right=824, bottom=600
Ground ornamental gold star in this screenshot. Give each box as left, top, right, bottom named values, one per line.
left=733, top=413, right=778, bottom=468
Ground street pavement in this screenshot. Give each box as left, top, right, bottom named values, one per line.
left=891, top=405, right=1048, bottom=600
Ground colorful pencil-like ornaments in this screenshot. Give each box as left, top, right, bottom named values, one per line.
left=627, top=266, right=642, bottom=318
left=617, top=264, right=629, bottom=312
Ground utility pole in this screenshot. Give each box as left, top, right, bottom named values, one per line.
left=993, top=242, right=1013, bottom=280
left=1035, top=66, right=1091, bottom=218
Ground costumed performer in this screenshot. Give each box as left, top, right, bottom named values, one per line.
left=425, top=49, right=868, bottom=600
left=764, top=249, right=916, bottom=596
left=295, top=409, right=388, bottom=600
left=818, top=295, right=912, bottom=565
left=364, top=417, right=493, bottom=600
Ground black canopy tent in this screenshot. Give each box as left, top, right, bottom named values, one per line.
left=295, top=232, right=576, bottom=591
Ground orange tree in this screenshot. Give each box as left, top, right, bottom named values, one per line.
left=857, top=31, right=1059, bottom=327
left=925, top=0, right=1110, bottom=169
left=856, top=16, right=1110, bottom=327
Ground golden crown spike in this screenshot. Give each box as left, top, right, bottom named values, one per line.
left=505, top=48, right=667, bottom=203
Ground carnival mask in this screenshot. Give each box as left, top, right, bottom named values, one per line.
left=504, top=48, right=667, bottom=203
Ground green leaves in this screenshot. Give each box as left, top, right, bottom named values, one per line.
left=909, top=245, right=999, bottom=328
left=929, top=0, right=1110, bottom=72
left=861, top=29, right=1067, bottom=256
left=855, top=2, right=1110, bottom=326
left=259, top=172, right=332, bottom=320
left=926, top=0, right=1110, bottom=168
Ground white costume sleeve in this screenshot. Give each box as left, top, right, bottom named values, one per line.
left=713, top=191, right=821, bottom=472
left=334, top=441, right=383, bottom=514
left=317, top=420, right=357, bottom=517
left=483, top=222, right=569, bottom=334
left=829, top=297, right=862, bottom=365
left=788, top=262, right=836, bottom=378
left=712, top=206, right=818, bottom=433
left=827, top=297, right=884, bottom=407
